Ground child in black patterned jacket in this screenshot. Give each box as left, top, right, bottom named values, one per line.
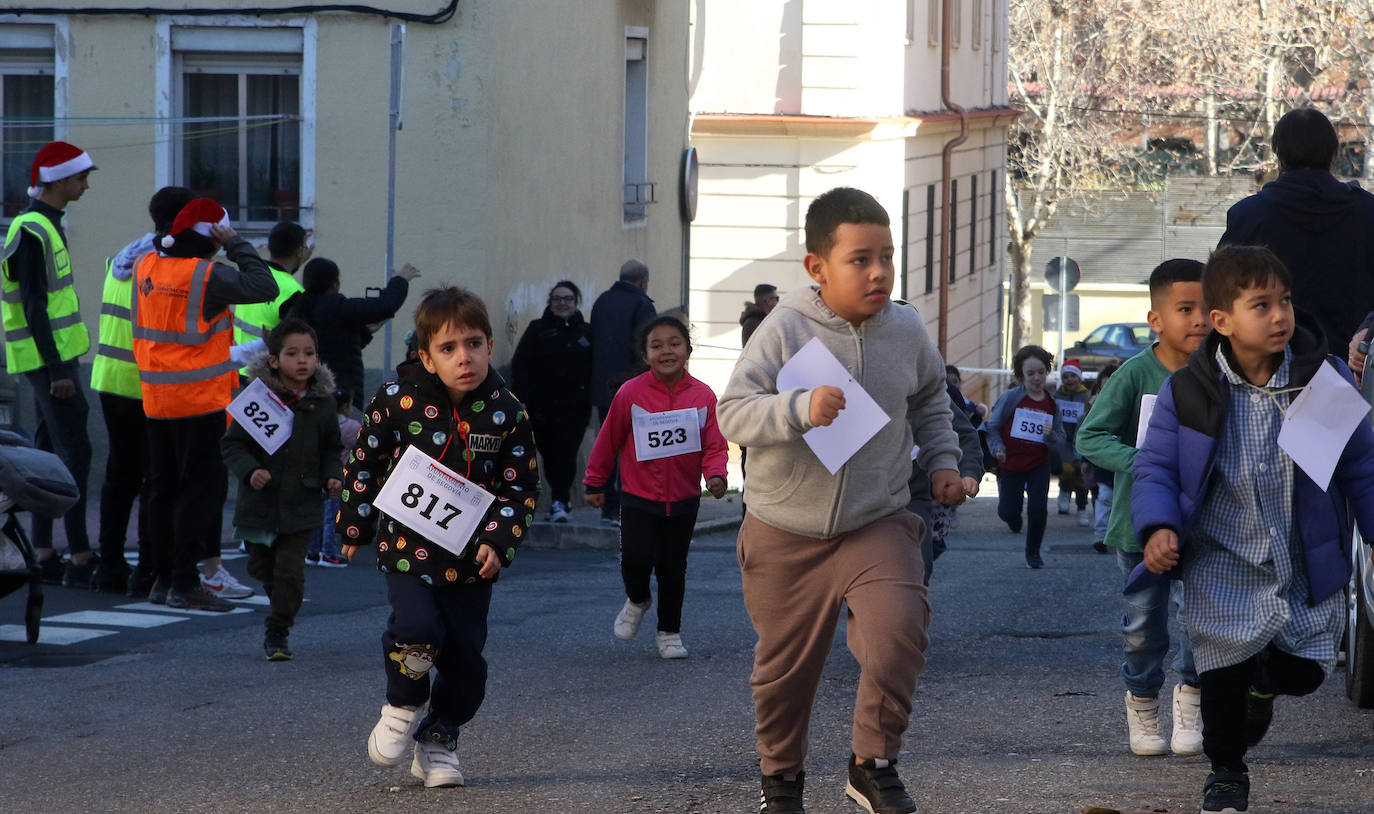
left=337, top=285, right=539, bottom=789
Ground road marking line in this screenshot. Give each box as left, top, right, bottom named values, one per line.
left=116, top=602, right=253, bottom=617
left=44, top=610, right=189, bottom=628
left=0, top=625, right=117, bottom=645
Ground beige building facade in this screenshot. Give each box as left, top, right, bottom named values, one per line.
left=686, top=0, right=1014, bottom=405
left=1, top=0, right=690, bottom=376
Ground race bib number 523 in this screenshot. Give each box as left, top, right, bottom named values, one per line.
left=632, top=407, right=702, bottom=462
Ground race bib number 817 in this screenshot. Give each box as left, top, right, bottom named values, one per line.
left=373, top=446, right=497, bottom=557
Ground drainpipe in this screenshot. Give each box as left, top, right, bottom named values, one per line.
left=938, top=0, right=970, bottom=358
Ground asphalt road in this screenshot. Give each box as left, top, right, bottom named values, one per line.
left=1, top=493, right=1372, bottom=814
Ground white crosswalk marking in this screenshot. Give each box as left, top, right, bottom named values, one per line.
left=117, top=602, right=253, bottom=617
left=44, top=610, right=189, bottom=628
left=0, top=624, right=116, bottom=645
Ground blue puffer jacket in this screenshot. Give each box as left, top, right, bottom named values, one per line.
left=1129, top=316, right=1374, bottom=601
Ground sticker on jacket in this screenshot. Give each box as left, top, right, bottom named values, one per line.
left=373, top=445, right=496, bottom=556
left=227, top=378, right=295, bottom=454
left=631, top=405, right=702, bottom=462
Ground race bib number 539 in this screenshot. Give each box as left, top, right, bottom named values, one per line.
left=373, top=446, right=497, bottom=557
left=1009, top=407, right=1052, bottom=444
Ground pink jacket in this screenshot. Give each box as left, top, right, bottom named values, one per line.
left=584, top=369, right=729, bottom=514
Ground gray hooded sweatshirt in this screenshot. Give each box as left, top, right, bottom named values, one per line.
left=718, top=285, right=959, bottom=539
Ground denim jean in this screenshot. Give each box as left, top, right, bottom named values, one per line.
left=1093, top=482, right=1113, bottom=541
left=307, top=495, right=342, bottom=557
left=1116, top=549, right=1198, bottom=697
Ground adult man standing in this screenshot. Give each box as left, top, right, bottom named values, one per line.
left=588, top=259, right=656, bottom=525
left=0, top=141, right=96, bottom=586
left=739, top=283, right=779, bottom=347
left=232, top=221, right=308, bottom=354
left=1219, top=107, right=1374, bottom=356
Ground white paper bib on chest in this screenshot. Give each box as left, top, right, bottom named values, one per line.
left=373, top=445, right=497, bottom=557
left=1056, top=399, right=1085, bottom=425
left=1009, top=407, right=1052, bottom=443
left=631, top=405, right=702, bottom=462
left=227, top=378, right=294, bottom=454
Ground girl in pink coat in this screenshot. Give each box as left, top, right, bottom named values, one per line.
left=584, top=315, right=729, bottom=659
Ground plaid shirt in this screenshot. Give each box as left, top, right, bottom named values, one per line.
left=1185, top=345, right=1342, bottom=674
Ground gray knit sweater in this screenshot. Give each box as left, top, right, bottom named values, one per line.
left=718, top=285, right=960, bottom=538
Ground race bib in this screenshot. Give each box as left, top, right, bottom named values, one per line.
left=632, top=407, right=702, bottom=462
left=1056, top=399, right=1085, bottom=425
left=373, top=445, right=497, bottom=557
left=1009, top=407, right=1052, bottom=444
left=227, top=378, right=294, bottom=455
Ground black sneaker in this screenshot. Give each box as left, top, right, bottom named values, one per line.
left=1026, top=553, right=1044, bottom=569
left=90, top=560, right=131, bottom=593
left=845, top=755, right=916, bottom=814
left=60, top=557, right=98, bottom=589
left=1244, top=687, right=1275, bottom=746
left=1092, top=541, right=1109, bottom=554
left=127, top=566, right=157, bottom=599
left=166, top=584, right=234, bottom=612
left=1201, top=768, right=1249, bottom=813
left=148, top=578, right=169, bottom=605
left=1005, top=517, right=1022, bottom=534
left=264, top=633, right=293, bottom=661
left=759, top=770, right=804, bottom=814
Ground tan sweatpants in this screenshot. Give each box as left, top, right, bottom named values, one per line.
left=738, top=510, right=930, bottom=776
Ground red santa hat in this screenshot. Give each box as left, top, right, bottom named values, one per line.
left=161, top=198, right=231, bottom=249
left=1061, top=359, right=1083, bottom=379
left=28, top=141, right=96, bottom=198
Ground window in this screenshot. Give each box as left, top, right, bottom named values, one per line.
left=900, top=188, right=910, bottom=300
left=927, top=0, right=940, bottom=47
left=972, top=0, right=983, bottom=49
left=623, top=30, right=653, bottom=225
left=948, top=178, right=958, bottom=284
left=1, top=24, right=55, bottom=219
left=1132, top=326, right=1156, bottom=344
left=969, top=174, right=978, bottom=275
left=172, top=27, right=303, bottom=226
left=951, top=0, right=962, bottom=48
left=924, top=185, right=935, bottom=294
left=988, top=170, right=998, bottom=267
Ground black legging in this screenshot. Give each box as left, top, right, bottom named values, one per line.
left=619, top=501, right=698, bottom=634
left=532, top=411, right=589, bottom=506
left=1199, top=643, right=1324, bottom=772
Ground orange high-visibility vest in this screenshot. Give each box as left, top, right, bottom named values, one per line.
left=131, top=253, right=237, bottom=419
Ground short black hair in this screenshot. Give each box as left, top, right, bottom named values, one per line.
left=267, top=317, right=317, bottom=356
left=302, top=257, right=341, bottom=295
left=1273, top=108, right=1338, bottom=172
left=637, top=314, right=692, bottom=358
left=1011, top=344, right=1053, bottom=381
left=549, top=279, right=582, bottom=307
left=805, top=187, right=890, bottom=257
left=148, top=186, right=193, bottom=234
left=944, top=364, right=961, bottom=380
left=753, top=283, right=778, bottom=300
left=1148, top=258, right=1204, bottom=305
left=1203, top=245, right=1292, bottom=312
left=267, top=222, right=307, bottom=259
left=334, top=389, right=352, bottom=409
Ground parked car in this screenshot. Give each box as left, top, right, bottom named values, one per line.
left=1067, top=323, right=1156, bottom=371
left=1348, top=357, right=1374, bottom=708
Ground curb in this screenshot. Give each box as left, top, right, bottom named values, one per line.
left=524, top=514, right=742, bottom=551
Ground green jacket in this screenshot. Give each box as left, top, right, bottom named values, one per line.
left=221, top=355, right=344, bottom=535
left=1074, top=344, right=1172, bottom=552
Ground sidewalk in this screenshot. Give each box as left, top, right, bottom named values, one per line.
left=523, top=493, right=744, bottom=551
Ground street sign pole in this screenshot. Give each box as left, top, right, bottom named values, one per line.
left=1058, top=255, right=1067, bottom=367
left=383, top=23, right=405, bottom=375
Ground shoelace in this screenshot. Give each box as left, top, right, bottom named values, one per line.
left=1209, top=781, right=1244, bottom=794
left=1175, top=693, right=1201, bottom=730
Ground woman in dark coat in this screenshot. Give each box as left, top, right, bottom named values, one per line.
left=511, top=280, right=593, bottom=522
left=289, top=257, right=420, bottom=409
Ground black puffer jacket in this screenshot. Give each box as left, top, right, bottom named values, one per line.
left=337, top=360, right=540, bottom=585
left=510, top=308, right=592, bottom=422
left=221, top=357, right=344, bottom=534
left=290, top=275, right=411, bottom=408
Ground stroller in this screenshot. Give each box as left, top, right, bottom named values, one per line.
left=0, top=429, right=79, bottom=644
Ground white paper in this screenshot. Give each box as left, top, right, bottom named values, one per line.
left=631, top=406, right=702, bottom=462
left=373, top=445, right=497, bottom=557
left=1009, top=407, right=1052, bottom=443
left=1277, top=363, right=1371, bottom=491
left=1056, top=399, right=1085, bottom=425
left=1135, top=394, right=1157, bottom=449
left=777, top=337, right=891, bottom=474
left=227, top=378, right=294, bottom=455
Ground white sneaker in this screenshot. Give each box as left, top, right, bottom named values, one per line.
left=656, top=631, right=688, bottom=659
left=368, top=704, right=421, bottom=767
left=200, top=564, right=254, bottom=599
left=411, top=741, right=464, bottom=787
left=1125, top=692, right=1167, bottom=756
left=1057, top=493, right=1072, bottom=514
left=1170, top=682, right=1204, bottom=755
left=550, top=501, right=569, bottom=523
left=1077, top=509, right=1091, bottom=527
left=613, top=598, right=650, bottom=640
